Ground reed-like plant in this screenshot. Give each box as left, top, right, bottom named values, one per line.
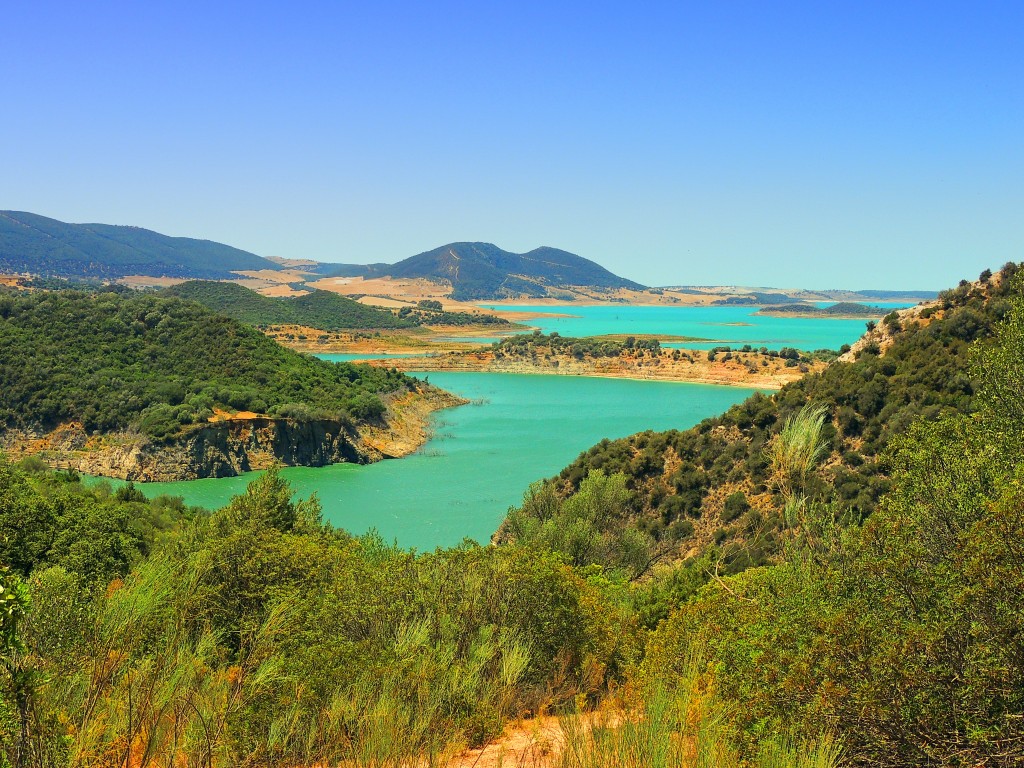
left=557, top=659, right=843, bottom=768
left=767, top=403, right=829, bottom=503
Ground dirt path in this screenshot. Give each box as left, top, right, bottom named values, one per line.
left=448, top=716, right=565, bottom=768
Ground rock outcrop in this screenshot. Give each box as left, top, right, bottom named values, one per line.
left=0, top=386, right=465, bottom=481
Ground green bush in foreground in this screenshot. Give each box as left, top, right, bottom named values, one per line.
left=2, top=267, right=1024, bottom=766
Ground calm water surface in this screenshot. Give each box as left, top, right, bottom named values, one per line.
left=125, top=307, right=889, bottom=548
left=134, top=372, right=759, bottom=550
left=478, top=304, right=894, bottom=350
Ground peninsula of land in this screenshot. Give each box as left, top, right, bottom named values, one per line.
left=0, top=288, right=467, bottom=480
left=361, top=335, right=828, bottom=390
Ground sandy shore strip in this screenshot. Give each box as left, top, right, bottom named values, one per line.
left=360, top=348, right=821, bottom=390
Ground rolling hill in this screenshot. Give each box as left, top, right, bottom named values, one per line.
left=328, top=242, right=644, bottom=300
left=163, top=281, right=416, bottom=330
left=0, top=211, right=281, bottom=279
left=0, top=288, right=416, bottom=437
left=1, top=212, right=642, bottom=299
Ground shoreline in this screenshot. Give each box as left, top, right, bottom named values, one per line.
left=0, top=385, right=466, bottom=482
left=363, top=349, right=822, bottom=390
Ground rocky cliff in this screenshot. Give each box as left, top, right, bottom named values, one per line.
left=0, top=386, right=465, bottom=481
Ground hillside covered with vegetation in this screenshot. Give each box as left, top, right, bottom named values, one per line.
left=503, top=266, right=1018, bottom=574
left=0, top=211, right=280, bottom=279
left=1, top=264, right=1023, bottom=766
left=0, top=288, right=415, bottom=440
left=163, top=281, right=417, bottom=331
left=164, top=282, right=513, bottom=332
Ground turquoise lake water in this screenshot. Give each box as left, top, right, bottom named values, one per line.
left=115, top=305, right=904, bottom=548
left=130, top=372, right=759, bottom=550
left=478, top=304, right=897, bottom=351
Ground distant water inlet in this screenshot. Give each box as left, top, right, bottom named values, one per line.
left=479, top=303, right=909, bottom=350
left=132, top=372, right=760, bottom=549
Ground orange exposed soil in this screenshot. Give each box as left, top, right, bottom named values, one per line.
left=207, top=408, right=260, bottom=422
left=259, top=283, right=308, bottom=297
left=232, top=268, right=315, bottom=284
left=447, top=715, right=566, bottom=768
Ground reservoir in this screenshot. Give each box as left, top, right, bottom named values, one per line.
left=134, top=372, right=760, bottom=550
left=127, top=308, right=885, bottom=549
left=479, top=304, right=906, bottom=350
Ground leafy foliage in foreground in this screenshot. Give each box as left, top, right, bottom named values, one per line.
left=0, top=462, right=630, bottom=767
left=0, top=288, right=413, bottom=437
left=505, top=265, right=1024, bottom=766
left=1, top=268, right=1022, bottom=767
left=640, top=363, right=1024, bottom=765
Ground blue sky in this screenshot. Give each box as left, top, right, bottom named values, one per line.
left=2, top=1, right=1022, bottom=289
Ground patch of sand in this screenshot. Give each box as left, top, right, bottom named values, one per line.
left=310, top=275, right=451, bottom=301
left=232, top=268, right=317, bottom=283
left=356, top=295, right=415, bottom=309
left=260, top=284, right=309, bottom=297
left=447, top=715, right=564, bottom=768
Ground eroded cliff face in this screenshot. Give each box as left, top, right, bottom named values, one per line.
left=0, top=386, right=465, bottom=481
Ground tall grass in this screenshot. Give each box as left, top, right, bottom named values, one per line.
left=557, top=660, right=843, bottom=768
left=305, top=621, right=532, bottom=767
left=767, top=404, right=829, bottom=502
left=60, top=563, right=533, bottom=768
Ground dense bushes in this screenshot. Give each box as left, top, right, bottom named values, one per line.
left=510, top=266, right=1024, bottom=766
left=494, top=331, right=660, bottom=359
left=517, top=263, right=1019, bottom=566
left=0, top=464, right=629, bottom=766
left=2, top=267, right=1023, bottom=766
left=640, top=408, right=1024, bottom=765
left=164, top=280, right=418, bottom=330
left=0, top=288, right=413, bottom=437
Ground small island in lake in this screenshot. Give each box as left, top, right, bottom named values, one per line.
left=754, top=301, right=892, bottom=318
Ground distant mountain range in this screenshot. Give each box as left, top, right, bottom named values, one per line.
left=0, top=212, right=640, bottom=299
left=325, top=242, right=645, bottom=300
left=0, top=211, right=281, bottom=279
left=0, top=211, right=937, bottom=302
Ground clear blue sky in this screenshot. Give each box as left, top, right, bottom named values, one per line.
left=3, top=1, right=1022, bottom=289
